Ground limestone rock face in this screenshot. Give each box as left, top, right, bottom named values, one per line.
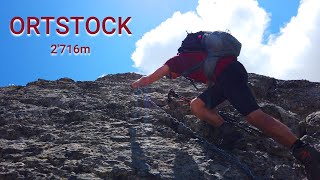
left=0, top=72, right=319, bottom=179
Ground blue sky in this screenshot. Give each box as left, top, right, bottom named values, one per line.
left=0, top=0, right=305, bottom=86
left=258, top=0, right=299, bottom=34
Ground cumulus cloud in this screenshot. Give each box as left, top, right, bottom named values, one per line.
left=265, top=0, right=320, bottom=81
left=131, top=0, right=320, bottom=82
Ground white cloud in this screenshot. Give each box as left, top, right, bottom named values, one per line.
left=265, top=0, right=320, bottom=81
left=131, top=0, right=320, bottom=82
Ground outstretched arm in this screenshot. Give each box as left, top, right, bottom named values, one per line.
left=132, top=65, right=170, bottom=89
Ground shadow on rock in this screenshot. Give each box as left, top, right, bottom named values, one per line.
left=128, top=127, right=159, bottom=179
left=173, top=150, right=205, bottom=180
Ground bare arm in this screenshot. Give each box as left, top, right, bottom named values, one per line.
left=132, top=65, right=170, bottom=89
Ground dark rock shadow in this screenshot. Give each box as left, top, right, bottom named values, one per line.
left=173, top=150, right=205, bottom=180
left=128, top=128, right=158, bottom=179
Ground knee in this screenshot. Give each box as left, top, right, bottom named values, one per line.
left=190, top=98, right=205, bottom=114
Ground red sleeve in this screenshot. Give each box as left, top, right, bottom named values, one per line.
left=164, top=53, right=236, bottom=83
left=164, top=52, right=208, bottom=83
left=164, top=52, right=207, bottom=74
left=164, top=55, right=184, bottom=74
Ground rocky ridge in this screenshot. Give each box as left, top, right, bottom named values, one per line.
left=0, top=72, right=319, bottom=179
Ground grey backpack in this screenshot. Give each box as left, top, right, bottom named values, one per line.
left=179, top=30, right=242, bottom=87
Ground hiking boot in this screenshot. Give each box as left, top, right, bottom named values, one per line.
left=215, top=122, right=243, bottom=150
left=292, top=140, right=320, bottom=180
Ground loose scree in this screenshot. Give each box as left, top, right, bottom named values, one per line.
left=10, top=16, right=132, bottom=36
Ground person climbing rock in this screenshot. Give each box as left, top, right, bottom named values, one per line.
left=131, top=31, right=320, bottom=179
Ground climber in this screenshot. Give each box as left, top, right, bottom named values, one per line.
left=131, top=31, right=320, bottom=179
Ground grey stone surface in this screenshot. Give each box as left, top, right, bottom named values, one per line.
left=0, top=72, right=319, bottom=179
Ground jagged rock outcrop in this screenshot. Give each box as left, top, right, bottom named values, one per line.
left=0, top=72, right=319, bottom=179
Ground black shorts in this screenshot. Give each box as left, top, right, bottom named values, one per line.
left=198, top=61, right=260, bottom=116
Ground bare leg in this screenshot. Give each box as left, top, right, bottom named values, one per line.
left=246, top=109, right=298, bottom=148
left=190, top=98, right=224, bottom=127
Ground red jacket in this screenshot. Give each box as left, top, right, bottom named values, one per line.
left=164, top=52, right=236, bottom=83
